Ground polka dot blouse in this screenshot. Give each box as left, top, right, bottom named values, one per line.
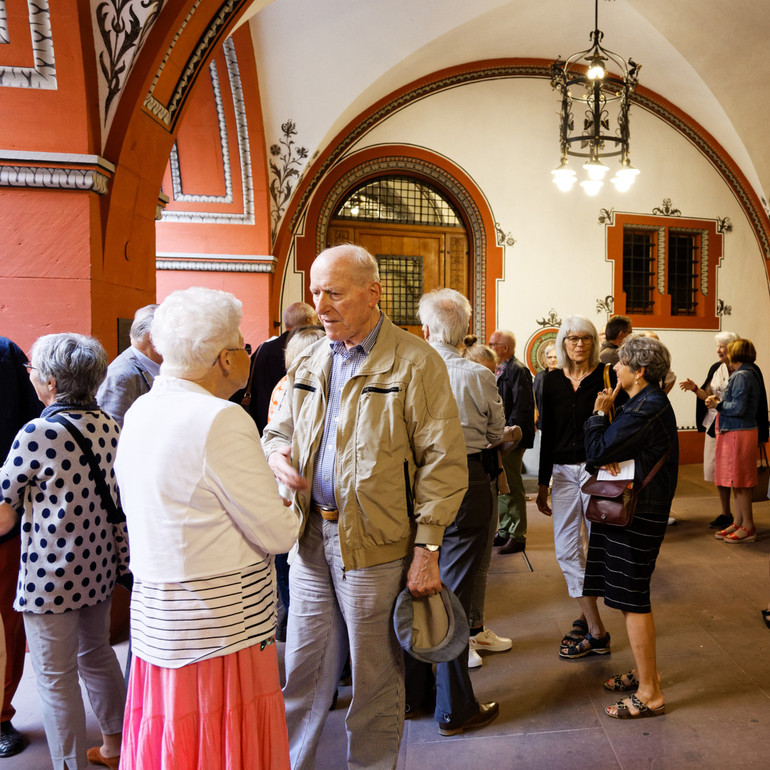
left=0, top=407, right=129, bottom=614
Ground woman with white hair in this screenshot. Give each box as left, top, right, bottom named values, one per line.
left=679, top=331, right=739, bottom=529
left=115, top=287, right=299, bottom=770
left=585, top=334, right=678, bottom=719
left=0, top=333, right=127, bottom=770
left=536, top=316, right=615, bottom=657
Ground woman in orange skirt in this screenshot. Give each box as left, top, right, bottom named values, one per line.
left=707, top=339, right=763, bottom=543
left=114, top=288, right=299, bottom=770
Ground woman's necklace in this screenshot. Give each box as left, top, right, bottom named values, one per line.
left=565, top=366, right=591, bottom=391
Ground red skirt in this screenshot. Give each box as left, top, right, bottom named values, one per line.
left=714, top=425, right=758, bottom=489
left=120, top=643, right=290, bottom=770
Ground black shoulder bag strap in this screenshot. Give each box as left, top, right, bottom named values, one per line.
left=49, top=414, right=125, bottom=524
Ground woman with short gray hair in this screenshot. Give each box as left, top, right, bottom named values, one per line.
left=0, top=333, right=127, bottom=770
left=584, top=334, right=679, bottom=719
left=679, top=330, right=740, bottom=528
left=115, top=287, right=299, bottom=769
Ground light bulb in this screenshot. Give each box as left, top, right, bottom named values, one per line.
left=583, top=159, right=609, bottom=181
left=580, top=179, right=603, bottom=196
left=586, top=54, right=606, bottom=80
left=610, top=176, right=632, bottom=192
left=551, top=161, right=577, bottom=191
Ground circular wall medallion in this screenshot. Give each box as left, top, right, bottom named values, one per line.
left=524, top=328, right=559, bottom=374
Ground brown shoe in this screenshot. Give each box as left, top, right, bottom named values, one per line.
left=87, top=747, right=120, bottom=770
left=438, top=701, right=500, bottom=736
left=498, top=538, right=525, bottom=554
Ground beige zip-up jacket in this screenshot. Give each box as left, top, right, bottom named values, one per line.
left=262, top=314, right=468, bottom=571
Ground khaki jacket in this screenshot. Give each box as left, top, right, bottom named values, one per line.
left=262, top=314, right=467, bottom=571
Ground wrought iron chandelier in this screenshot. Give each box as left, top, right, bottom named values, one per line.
left=550, top=0, right=641, bottom=195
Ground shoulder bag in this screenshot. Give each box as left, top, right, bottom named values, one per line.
left=752, top=444, right=769, bottom=503
left=582, top=444, right=673, bottom=527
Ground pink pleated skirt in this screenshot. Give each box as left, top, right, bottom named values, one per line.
left=714, top=425, right=758, bottom=489
left=120, top=643, right=290, bottom=770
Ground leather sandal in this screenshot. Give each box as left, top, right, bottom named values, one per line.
left=603, top=670, right=639, bottom=692
left=606, top=694, right=665, bottom=720
left=723, top=526, right=756, bottom=543
left=715, top=524, right=739, bottom=540
left=560, top=619, right=588, bottom=647
left=559, top=631, right=610, bottom=659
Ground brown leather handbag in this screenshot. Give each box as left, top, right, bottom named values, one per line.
left=582, top=445, right=673, bottom=527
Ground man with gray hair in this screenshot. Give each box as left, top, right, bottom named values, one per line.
left=488, top=329, right=535, bottom=554
left=263, top=245, right=467, bottom=768
left=245, top=301, right=318, bottom=434
left=405, top=288, right=503, bottom=735
left=97, top=304, right=162, bottom=427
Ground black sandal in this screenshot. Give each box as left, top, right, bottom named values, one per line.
left=559, top=631, right=611, bottom=659
left=560, top=619, right=588, bottom=647
left=606, top=694, right=665, bottom=719
left=603, top=670, right=638, bottom=692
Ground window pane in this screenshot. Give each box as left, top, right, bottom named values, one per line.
left=668, top=233, right=699, bottom=315
left=335, top=176, right=462, bottom=227
left=376, top=255, right=423, bottom=325
left=622, top=230, right=655, bottom=314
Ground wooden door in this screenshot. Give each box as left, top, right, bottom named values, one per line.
left=327, top=223, right=468, bottom=336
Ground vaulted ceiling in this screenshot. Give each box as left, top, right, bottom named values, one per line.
left=243, top=0, right=770, bottom=210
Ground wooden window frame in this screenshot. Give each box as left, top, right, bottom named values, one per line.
left=607, top=213, right=722, bottom=330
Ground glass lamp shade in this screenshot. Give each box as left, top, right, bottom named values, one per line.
left=583, top=159, right=610, bottom=181
left=580, top=179, right=603, bottom=196
left=552, top=162, right=577, bottom=191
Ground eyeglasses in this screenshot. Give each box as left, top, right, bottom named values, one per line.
left=211, top=347, right=248, bottom=367
left=23, top=362, right=37, bottom=371
left=565, top=336, right=593, bottom=346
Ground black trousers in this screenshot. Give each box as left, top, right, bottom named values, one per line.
left=404, top=457, right=493, bottom=723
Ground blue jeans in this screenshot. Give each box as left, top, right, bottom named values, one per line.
left=283, top=513, right=405, bottom=770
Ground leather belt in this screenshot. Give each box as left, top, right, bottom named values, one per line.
left=311, top=503, right=339, bottom=521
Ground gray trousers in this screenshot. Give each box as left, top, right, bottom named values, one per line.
left=283, top=514, right=405, bottom=770
left=24, top=599, right=125, bottom=770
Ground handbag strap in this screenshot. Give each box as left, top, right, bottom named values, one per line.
left=49, top=415, right=125, bottom=524
left=634, top=443, right=674, bottom=495
left=603, top=364, right=616, bottom=422
left=240, top=347, right=259, bottom=407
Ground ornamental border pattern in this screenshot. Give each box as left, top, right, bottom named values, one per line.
left=0, top=2, right=8, bottom=45
left=156, top=258, right=274, bottom=273
left=161, top=36, right=254, bottom=224
left=0, top=166, right=109, bottom=194
left=168, top=57, right=233, bottom=204
left=285, top=62, right=770, bottom=265
left=0, top=0, right=56, bottom=89
left=314, top=155, right=487, bottom=337
left=144, top=0, right=247, bottom=130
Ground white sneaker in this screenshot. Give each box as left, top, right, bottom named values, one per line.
left=469, top=627, right=512, bottom=653
left=468, top=647, right=483, bottom=668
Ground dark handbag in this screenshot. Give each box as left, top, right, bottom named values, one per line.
left=582, top=445, right=673, bottom=527
left=752, top=444, right=770, bottom=503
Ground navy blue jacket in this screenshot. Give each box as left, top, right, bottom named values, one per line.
left=584, top=385, right=679, bottom=517
left=0, top=337, right=43, bottom=544
left=496, top=355, right=535, bottom=449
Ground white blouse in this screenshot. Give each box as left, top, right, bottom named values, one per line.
left=115, top=376, right=299, bottom=667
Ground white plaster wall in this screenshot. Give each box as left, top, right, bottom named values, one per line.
left=308, top=77, right=770, bottom=429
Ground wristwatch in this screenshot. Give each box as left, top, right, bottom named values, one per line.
left=416, top=543, right=440, bottom=552
left=594, top=409, right=606, bottom=417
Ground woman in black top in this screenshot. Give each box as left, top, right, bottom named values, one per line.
left=536, top=316, right=617, bottom=657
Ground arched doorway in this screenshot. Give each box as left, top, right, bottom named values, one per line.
left=326, top=176, right=468, bottom=335
left=290, top=146, right=503, bottom=340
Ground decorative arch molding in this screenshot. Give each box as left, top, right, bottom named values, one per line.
left=285, top=145, right=505, bottom=340
left=273, top=58, right=770, bottom=287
